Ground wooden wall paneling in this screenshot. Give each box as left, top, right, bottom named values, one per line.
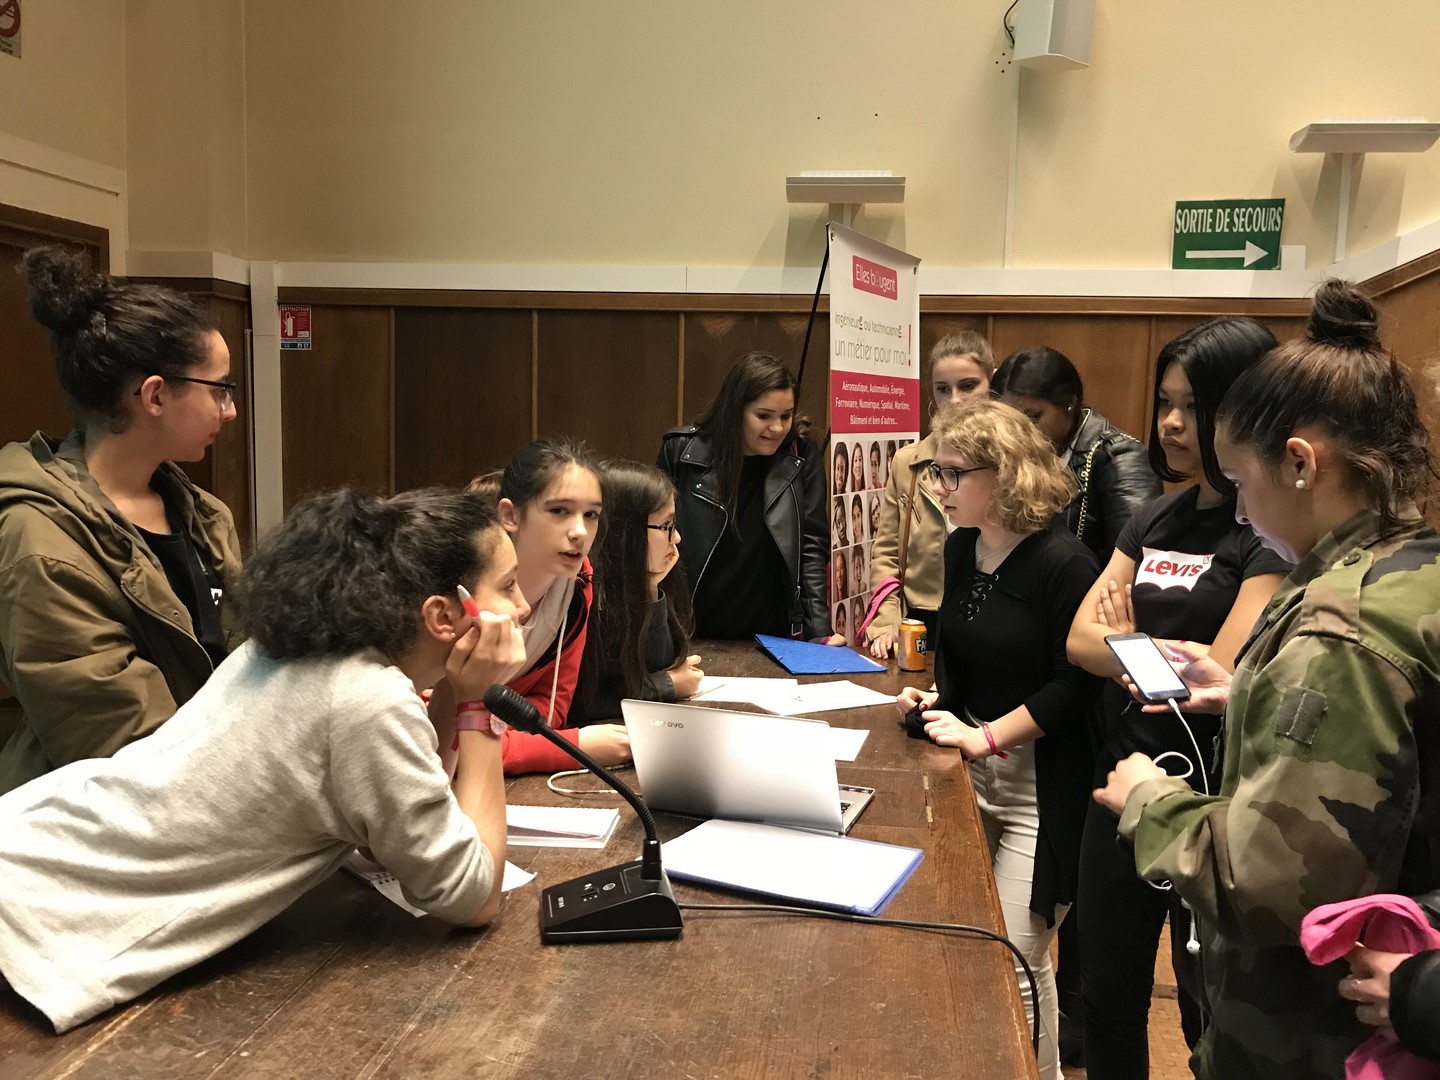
left=676, top=313, right=685, bottom=426
left=203, top=294, right=254, bottom=548
left=988, top=314, right=1155, bottom=440
left=531, top=311, right=539, bottom=439
left=280, top=305, right=393, bottom=509
left=535, top=311, right=680, bottom=463
left=0, top=205, right=110, bottom=448
left=392, top=307, right=534, bottom=489
left=1375, top=275, right=1440, bottom=456
left=0, top=240, right=74, bottom=446
left=681, top=312, right=831, bottom=439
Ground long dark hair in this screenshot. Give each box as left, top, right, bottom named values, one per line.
left=240, top=487, right=499, bottom=661
left=1147, top=316, right=1278, bottom=495
left=579, top=460, right=693, bottom=703
left=1218, top=280, right=1435, bottom=538
left=992, top=345, right=1083, bottom=407
left=694, top=352, right=800, bottom=520
left=499, top=436, right=601, bottom=510
left=20, top=245, right=216, bottom=432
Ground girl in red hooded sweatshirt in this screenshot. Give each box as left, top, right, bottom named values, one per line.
left=436, top=437, right=629, bottom=775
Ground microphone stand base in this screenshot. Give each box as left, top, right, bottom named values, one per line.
left=538, top=860, right=683, bottom=944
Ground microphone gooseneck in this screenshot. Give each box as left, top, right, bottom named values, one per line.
left=483, top=685, right=665, bottom=881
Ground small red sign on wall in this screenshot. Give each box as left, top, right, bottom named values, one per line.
left=279, top=305, right=312, bottom=350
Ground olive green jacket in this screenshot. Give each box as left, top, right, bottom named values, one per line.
left=0, top=432, right=243, bottom=793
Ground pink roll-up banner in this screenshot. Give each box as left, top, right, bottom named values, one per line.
left=826, top=223, right=921, bottom=646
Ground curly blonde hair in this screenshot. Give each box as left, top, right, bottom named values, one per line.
left=931, top=399, right=1075, bottom=533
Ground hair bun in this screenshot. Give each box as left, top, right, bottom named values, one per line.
left=19, top=245, right=110, bottom=335
left=1308, top=279, right=1382, bottom=350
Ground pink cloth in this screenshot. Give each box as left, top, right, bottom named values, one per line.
left=1300, top=894, right=1440, bottom=1080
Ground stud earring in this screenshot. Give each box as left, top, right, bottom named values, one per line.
left=1295, top=478, right=1307, bottom=490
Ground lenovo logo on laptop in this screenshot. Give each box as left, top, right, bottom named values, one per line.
left=650, top=719, right=685, bottom=729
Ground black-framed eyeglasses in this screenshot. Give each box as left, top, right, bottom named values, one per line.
left=926, top=462, right=993, bottom=492
left=133, top=374, right=237, bottom=407
left=646, top=522, right=678, bottom=541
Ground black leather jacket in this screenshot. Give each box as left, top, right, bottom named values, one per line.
left=1391, top=889, right=1440, bottom=1062
left=657, top=427, right=831, bottom=641
left=1062, top=409, right=1162, bottom=564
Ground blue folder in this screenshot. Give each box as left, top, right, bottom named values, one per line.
left=754, top=634, right=886, bottom=675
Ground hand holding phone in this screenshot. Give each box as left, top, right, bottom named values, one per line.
left=1104, top=633, right=1191, bottom=705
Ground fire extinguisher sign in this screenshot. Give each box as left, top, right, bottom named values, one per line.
left=278, top=305, right=312, bottom=351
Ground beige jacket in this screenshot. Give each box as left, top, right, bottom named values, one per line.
left=865, top=434, right=947, bottom=641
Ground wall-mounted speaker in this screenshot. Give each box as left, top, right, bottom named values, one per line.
left=1013, top=0, right=1094, bottom=70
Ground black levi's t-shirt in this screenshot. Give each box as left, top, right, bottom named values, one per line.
left=1102, top=486, right=1292, bottom=774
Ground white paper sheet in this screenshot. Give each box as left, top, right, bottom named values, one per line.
left=691, top=676, right=798, bottom=708
left=778, top=680, right=897, bottom=714
left=506, top=804, right=620, bottom=848
left=826, top=726, right=871, bottom=762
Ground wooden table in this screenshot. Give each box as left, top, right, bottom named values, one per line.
left=0, top=642, right=1036, bottom=1080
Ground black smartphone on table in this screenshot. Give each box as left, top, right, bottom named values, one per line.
left=1104, top=632, right=1191, bottom=705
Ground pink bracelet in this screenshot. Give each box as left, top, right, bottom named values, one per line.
left=455, top=706, right=506, bottom=737
left=981, top=723, right=1009, bottom=760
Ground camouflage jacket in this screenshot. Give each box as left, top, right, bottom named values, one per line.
left=1118, top=506, right=1440, bottom=1080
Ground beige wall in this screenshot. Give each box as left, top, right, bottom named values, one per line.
left=126, top=0, right=247, bottom=256
left=0, top=0, right=126, bottom=168
left=1015, top=1, right=1440, bottom=269
left=230, top=0, right=1440, bottom=271
left=7, top=1, right=1439, bottom=273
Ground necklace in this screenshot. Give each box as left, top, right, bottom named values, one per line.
left=975, top=533, right=1025, bottom=569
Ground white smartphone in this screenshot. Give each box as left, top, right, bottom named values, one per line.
left=1104, top=633, right=1191, bottom=705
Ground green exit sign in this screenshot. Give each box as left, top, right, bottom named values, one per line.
left=1172, top=199, right=1284, bottom=270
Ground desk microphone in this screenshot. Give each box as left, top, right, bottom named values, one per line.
left=483, top=686, right=682, bottom=944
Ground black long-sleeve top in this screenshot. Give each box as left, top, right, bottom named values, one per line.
left=916, top=522, right=1102, bottom=920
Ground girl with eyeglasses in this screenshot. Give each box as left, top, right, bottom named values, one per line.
left=571, top=461, right=703, bottom=726
left=866, top=333, right=995, bottom=658
left=895, top=399, right=1103, bottom=1080
left=0, top=247, right=243, bottom=794
left=1065, top=318, right=1289, bottom=1079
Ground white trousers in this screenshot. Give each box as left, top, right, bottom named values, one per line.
left=970, top=742, right=1065, bottom=1080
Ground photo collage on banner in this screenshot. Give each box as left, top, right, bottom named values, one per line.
left=826, top=224, right=921, bottom=647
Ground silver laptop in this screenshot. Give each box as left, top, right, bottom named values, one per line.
left=622, top=699, right=874, bottom=834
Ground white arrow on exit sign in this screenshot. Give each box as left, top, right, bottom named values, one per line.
left=1184, top=241, right=1268, bottom=267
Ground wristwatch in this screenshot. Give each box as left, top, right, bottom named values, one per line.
left=455, top=703, right=506, bottom=738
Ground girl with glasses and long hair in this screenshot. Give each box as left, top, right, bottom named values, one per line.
left=571, top=460, right=703, bottom=725
left=895, top=398, right=1102, bottom=1080
left=0, top=247, right=243, bottom=793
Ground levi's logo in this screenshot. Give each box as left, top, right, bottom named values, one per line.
left=1135, top=548, right=1214, bottom=591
